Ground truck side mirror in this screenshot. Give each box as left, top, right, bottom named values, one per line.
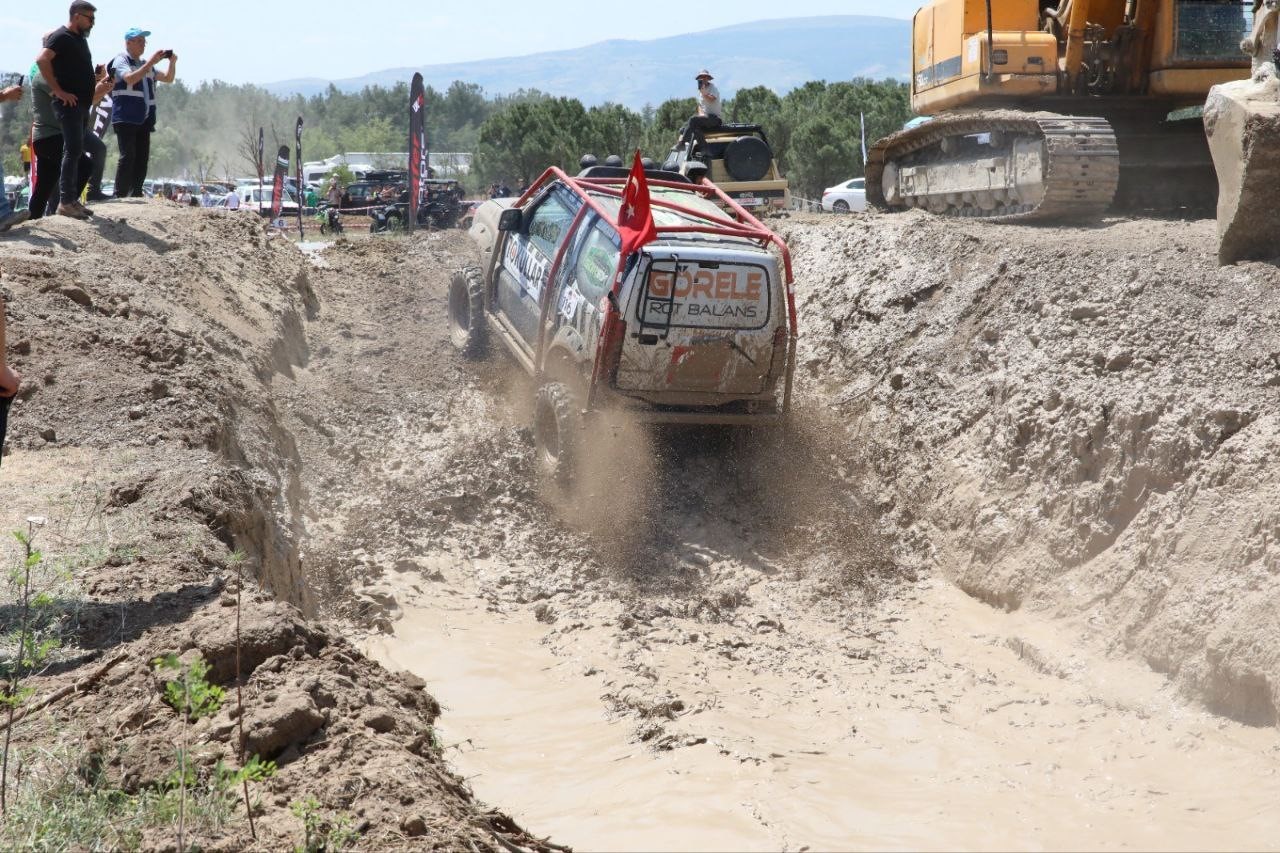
left=497, top=208, right=522, bottom=232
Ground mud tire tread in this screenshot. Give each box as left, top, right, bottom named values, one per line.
left=534, top=381, right=581, bottom=495
left=448, top=266, right=487, bottom=358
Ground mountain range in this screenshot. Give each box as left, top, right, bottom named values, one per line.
left=264, top=16, right=911, bottom=109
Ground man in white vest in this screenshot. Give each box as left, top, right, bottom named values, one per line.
left=108, top=27, right=176, bottom=198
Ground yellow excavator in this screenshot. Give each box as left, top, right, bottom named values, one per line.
left=866, top=0, right=1255, bottom=225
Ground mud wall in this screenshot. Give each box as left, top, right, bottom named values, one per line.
left=779, top=212, right=1280, bottom=725
left=1, top=210, right=315, bottom=614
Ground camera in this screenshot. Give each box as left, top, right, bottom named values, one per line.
left=162, top=49, right=173, bottom=59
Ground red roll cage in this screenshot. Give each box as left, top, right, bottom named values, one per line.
left=503, top=165, right=797, bottom=415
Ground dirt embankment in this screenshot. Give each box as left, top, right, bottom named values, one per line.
left=778, top=210, right=1280, bottom=725
left=0, top=203, right=556, bottom=850
left=5, top=198, right=1280, bottom=850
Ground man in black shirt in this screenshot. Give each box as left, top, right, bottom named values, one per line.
left=35, top=2, right=98, bottom=220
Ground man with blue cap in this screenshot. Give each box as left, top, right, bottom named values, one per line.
left=108, top=26, right=176, bottom=198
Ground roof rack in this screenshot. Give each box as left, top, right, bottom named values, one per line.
left=518, top=165, right=794, bottom=292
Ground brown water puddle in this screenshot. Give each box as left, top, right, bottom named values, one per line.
left=364, top=566, right=1280, bottom=852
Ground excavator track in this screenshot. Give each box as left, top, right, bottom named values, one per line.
left=866, top=111, right=1120, bottom=223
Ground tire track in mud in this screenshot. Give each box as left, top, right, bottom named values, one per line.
left=288, top=229, right=1280, bottom=852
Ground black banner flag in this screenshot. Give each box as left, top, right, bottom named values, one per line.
left=295, top=117, right=305, bottom=240
left=408, top=73, right=428, bottom=233
left=257, top=127, right=265, bottom=215
left=270, top=146, right=289, bottom=223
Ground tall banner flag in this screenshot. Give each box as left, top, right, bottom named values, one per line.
left=270, top=146, right=289, bottom=223
left=257, top=127, right=265, bottom=216
left=860, top=112, right=868, bottom=166
left=408, top=73, right=428, bottom=233
left=295, top=116, right=305, bottom=240
left=617, top=150, right=658, bottom=256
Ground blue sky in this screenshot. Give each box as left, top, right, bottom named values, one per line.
left=2, top=1, right=916, bottom=86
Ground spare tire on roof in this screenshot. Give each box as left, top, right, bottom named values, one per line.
left=723, top=136, right=772, bottom=182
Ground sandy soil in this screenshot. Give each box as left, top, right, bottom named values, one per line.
left=0, top=203, right=558, bottom=851
left=3, top=199, right=1280, bottom=851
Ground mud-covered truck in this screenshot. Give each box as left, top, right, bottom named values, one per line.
left=449, top=160, right=797, bottom=490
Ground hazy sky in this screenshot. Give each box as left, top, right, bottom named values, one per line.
left=2, top=1, right=916, bottom=86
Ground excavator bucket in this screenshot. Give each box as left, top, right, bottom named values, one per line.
left=1205, top=75, right=1280, bottom=264
left=1206, top=4, right=1280, bottom=265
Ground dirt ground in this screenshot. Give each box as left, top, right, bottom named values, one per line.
left=2, top=199, right=1280, bottom=850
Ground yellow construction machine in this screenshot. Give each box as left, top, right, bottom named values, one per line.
left=867, top=0, right=1254, bottom=222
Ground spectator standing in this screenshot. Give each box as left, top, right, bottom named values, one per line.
left=0, top=82, right=29, bottom=232
left=35, top=1, right=98, bottom=220
left=27, top=60, right=99, bottom=219
left=83, top=63, right=113, bottom=201
left=20, top=141, right=32, bottom=179
left=305, top=185, right=317, bottom=210
left=325, top=177, right=341, bottom=208
left=199, top=187, right=212, bottom=207
left=223, top=187, right=240, bottom=209
left=109, top=27, right=176, bottom=199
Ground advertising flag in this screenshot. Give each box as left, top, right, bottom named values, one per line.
left=295, top=116, right=305, bottom=239
left=860, top=111, right=868, bottom=165
left=271, top=145, right=289, bottom=222
left=408, top=72, right=428, bottom=233
left=257, top=127, right=265, bottom=215
left=617, top=150, right=657, bottom=256
left=91, top=95, right=112, bottom=139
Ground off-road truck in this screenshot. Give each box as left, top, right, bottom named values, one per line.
left=449, top=161, right=797, bottom=490
left=662, top=123, right=791, bottom=211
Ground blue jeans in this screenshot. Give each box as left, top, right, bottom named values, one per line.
left=51, top=101, right=88, bottom=205
left=0, top=160, right=11, bottom=218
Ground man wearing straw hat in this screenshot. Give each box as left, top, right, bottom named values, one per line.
left=679, top=69, right=723, bottom=154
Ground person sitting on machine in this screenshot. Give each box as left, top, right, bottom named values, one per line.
left=677, top=69, right=723, bottom=156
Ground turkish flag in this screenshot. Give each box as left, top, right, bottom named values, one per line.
left=617, top=150, right=658, bottom=255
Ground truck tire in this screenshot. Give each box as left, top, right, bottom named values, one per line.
left=534, top=381, right=581, bottom=496
left=724, top=136, right=772, bottom=182
left=448, top=267, right=487, bottom=358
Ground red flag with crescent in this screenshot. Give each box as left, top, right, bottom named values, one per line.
left=617, top=150, right=657, bottom=255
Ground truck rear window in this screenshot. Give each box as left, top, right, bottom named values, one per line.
left=636, top=261, right=771, bottom=331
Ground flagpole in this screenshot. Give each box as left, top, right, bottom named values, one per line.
left=860, top=112, right=868, bottom=167
left=296, top=117, right=304, bottom=242
left=257, top=127, right=265, bottom=218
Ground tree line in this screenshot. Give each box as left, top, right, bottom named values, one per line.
left=1, top=77, right=909, bottom=199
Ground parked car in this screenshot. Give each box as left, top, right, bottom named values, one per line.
left=450, top=161, right=798, bottom=493
left=822, top=177, right=867, bottom=213
left=236, top=184, right=300, bottom=217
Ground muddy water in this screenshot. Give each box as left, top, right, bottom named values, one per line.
left=365, top=566, right=1280, bottom=852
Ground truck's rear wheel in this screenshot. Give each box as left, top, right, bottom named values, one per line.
left=448, top=267, right=486, bottom=358
left=534, top=382, right=581, bottom=497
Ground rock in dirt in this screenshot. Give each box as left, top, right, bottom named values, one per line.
left=243, top=690, right=326, bottom=758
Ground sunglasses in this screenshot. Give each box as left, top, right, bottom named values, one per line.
left=78, top=12, right=95, bottom=21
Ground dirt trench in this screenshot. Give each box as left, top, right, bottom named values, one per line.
left=3, top=202, right=1280, bottom=850
left=276, top=211, right=1280, bottom=849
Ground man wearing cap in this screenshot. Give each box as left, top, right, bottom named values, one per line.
left=109, top=27, right=176, bottom=198
left=680, top=70, right=723, bottom=153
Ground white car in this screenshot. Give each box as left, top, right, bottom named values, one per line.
left=821, top=177, right=867, bottom=213
left=236, top=184, right=300, bottom=217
